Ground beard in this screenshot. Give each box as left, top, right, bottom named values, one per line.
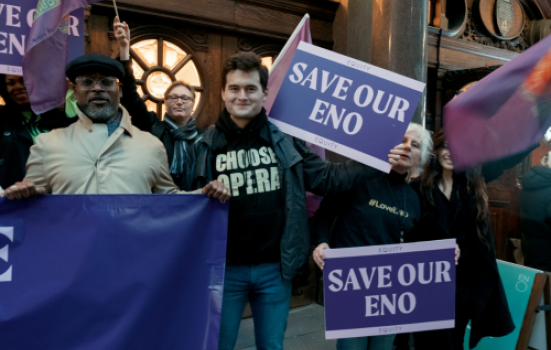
left=80, top=100, right=119, bottom=123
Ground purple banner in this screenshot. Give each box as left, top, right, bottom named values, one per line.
left=323, top=240, right=456, bottom=339
left=0, top=1, right=84, bottom=76
left=0, top=195, right=228, bottom=349
left=269, top=42, right=425, bottom=173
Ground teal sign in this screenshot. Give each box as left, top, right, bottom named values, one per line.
left=463, top=260, right=542, bottom=349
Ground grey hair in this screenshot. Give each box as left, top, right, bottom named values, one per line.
left=407, top=122, right=433, bottom=168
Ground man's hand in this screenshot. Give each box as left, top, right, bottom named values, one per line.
left=313, top=243, right=330, bottom=270
left=2, top=180, right=46, bottom=200
left=114, top=16, right=130, bottom=61
left=455, top=244, right=461, bottom=266
left=202, top=180, right=231, bottom=202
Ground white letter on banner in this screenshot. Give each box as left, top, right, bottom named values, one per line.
left=398, top=264, right=416, bottom=286
left=289, top=62, right=307, bottom=84
left=435, top=261, right=451, bottom=283
left=68, top=16, right=79, bottom=36
left=332, top=77, right=353, bottom=101
left=321, top=71, right=339, bottom=93
left=301, top=67, right=318, bottom=90
left=9, top=34, right=24, bottom=55
left=6, top=5, right=21, bottom=27
left=0, top=227, right=14, bottom=282
left=373, top=91, right=394, bottom=114
left=27, top=10, right=35, bottom=28
left=358, top=267, right=376, bottom=289
left=343, top=269, right=361, bottom=291
left=328, top=269, right=343, bottom=292
left=343, top=112, right=363, bottom=135
left=388, top=97, right=410, bottom=122
left=0, top=5, right=5, bottom=18
left=309, top=99, right=329, bottom=123
left=354, top=85, right=374, bottom=108
left=0, top=32, right=6, bottom=54
left=418, top=262, right=434, bottom=284
left=323, top=104, right=346, bottom=129
left=381, top=294, right=397, bottom=315
left=398, top=292, right=416, bottom=314
left=378, top=266, right=392, bottom=288
left=365, top=295, right=380, bottom=316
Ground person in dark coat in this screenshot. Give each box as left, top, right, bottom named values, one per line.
left=193, top=51, right=376, bottom=350
left=0, top=74, right=77, bottom=190
left=410, top=129, right=534, bottom=350
left=312, top=123, right=434, bottom=350
left=519, top=152, right=551, bottom=271
left=114, top=18, right=202, bottom=191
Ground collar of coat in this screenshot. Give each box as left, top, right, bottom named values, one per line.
left=76, top=104, right=135, bottom=137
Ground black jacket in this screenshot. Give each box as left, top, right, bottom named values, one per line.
left=0, top=96, right=76, bottom=190
left=193, top=109, right=377, bottom=281
left=120, top=60, right=203, bottom=190
left=315, top=171, right=419, bottom=248
left=520, top=165, right=551, bottom=271
left=409, top=148, right=537, bottom=349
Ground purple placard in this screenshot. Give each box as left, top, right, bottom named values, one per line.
left=269, top=42, right=425, bottom=173
left=323, top=240, right=456, bottom=339
left=0, top=1, right=84, bottom=76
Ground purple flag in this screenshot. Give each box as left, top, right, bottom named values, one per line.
left=23, top=0, right=100, bottom=114
left=444, top=34, right=551, bottom=170
left=263, top=13, right=311, bottom=115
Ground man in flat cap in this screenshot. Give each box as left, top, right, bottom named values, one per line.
left=3, top=53, right=230, bottom=200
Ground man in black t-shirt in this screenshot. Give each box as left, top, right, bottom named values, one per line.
left=193, top=52, right=374, bottom=350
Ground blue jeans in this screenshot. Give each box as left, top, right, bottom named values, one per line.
left=336, top=334, right=396, bottom=350
left=218, top=262, right=292, bottom=350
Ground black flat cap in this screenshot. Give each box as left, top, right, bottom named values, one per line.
left=65, top=53, right=125, bottom=83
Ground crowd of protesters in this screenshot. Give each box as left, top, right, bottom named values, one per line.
left=0, top=17, right=549, bottom=350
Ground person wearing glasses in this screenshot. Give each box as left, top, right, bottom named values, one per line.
left=3, top=53, right=230, bottom=201
left=114, top=18, right=201, bottom=191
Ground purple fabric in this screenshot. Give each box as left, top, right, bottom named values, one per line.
left=0, top=195, right=228, bottom=349
left=263, top=14, right=311, bottom=115
left=23, top=0, right=99, bottom=114
left=444, top=34, right=551, bottom=170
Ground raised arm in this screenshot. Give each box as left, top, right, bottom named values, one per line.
left=114, top=17, right=159, bottom=132
left=293, top=137, right=381, bottom=196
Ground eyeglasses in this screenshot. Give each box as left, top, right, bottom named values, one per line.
left=75, top=77, right=119, bottom=91
left=167, top=95, right=194, bottom=103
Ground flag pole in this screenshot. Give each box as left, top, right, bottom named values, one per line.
left=112, top=0, right=120, bottom=19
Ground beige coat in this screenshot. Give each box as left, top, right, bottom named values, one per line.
left=25, top=105, right=198, bottom=195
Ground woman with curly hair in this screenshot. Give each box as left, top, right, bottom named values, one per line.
left=0, top=74, right=77, bottom=190
left=410, top=128, right=533, bottom=350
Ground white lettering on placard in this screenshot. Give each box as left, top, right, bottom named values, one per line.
left=365, top=292, right=417, bottom=316
left=0, top=227, right=14, bottom=282
left=327, top=261, right=452, bottom=292
left=435, top=261, right=451, bottom=283
left=328, top=269, right=343, bottom=292
left=288, top=62, right=412, bottom=129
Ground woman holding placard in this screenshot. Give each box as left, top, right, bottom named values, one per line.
left=409, top=129, right=527, bottom=350
left=313, top=123, right=433, bottom=350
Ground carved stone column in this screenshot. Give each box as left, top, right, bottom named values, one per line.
left=371, top=0, right=429, bottom=125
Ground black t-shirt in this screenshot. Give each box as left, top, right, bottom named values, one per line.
left=315, top=171, right=420, bottom=248
left=213, top=111, right=284, bottom=263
